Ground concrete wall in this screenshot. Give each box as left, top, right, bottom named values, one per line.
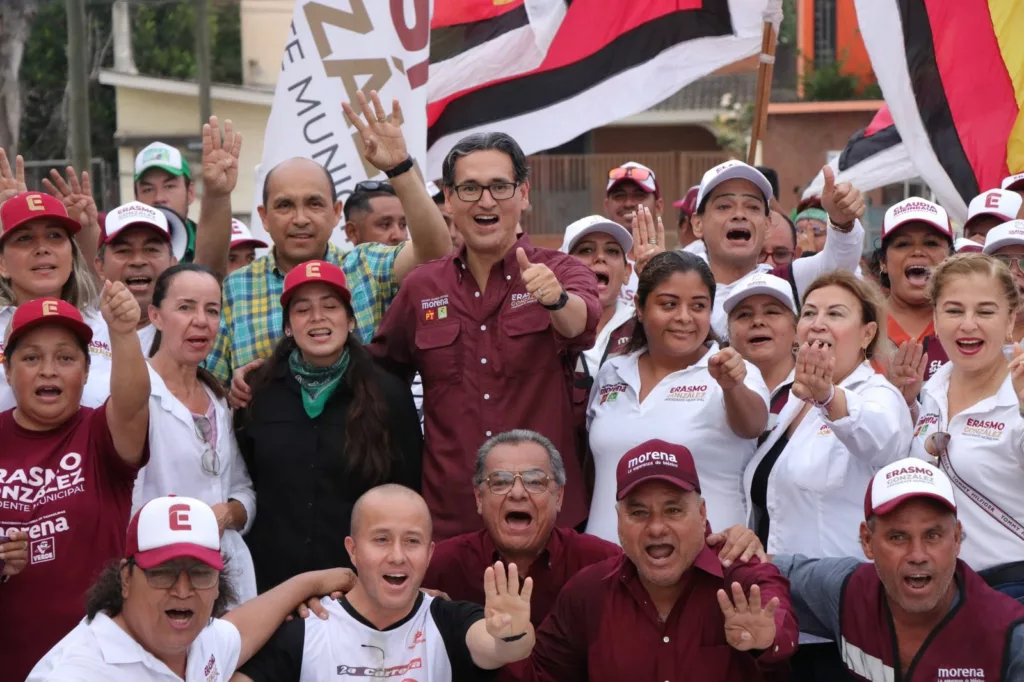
left=239, top=0, right=293, bottom=88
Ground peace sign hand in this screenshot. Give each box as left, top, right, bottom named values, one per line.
left=717, top=582, right=780, bottom=651
left=42, top=167, right=97, bottom=228
left=791, top=340, right=835, bottom=405
left=342, top=90, right=408, bottom=172
left=888, top=339, right=928, bottom=407
left=632, top=206, right=665, bottom=275
left=483, top=561, right=533, bottom=641
left=202, top=116, right=242, bottom=198
left=0, top=148, right=27, bottom=205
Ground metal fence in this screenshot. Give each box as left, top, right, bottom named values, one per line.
left=521, top=151, right=732, bottom=235
left=21, top=158, right=118, bottom=211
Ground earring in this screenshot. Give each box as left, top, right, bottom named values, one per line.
left=285, top=330, right=292, bottom=337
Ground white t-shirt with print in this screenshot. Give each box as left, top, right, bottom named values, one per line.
left=586, top=344, right=770, bottom=540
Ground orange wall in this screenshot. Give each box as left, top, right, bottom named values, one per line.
left=797, top=0, right=873, bottom=86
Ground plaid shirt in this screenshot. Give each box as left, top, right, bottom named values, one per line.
left=206, top=241, right=403, bottom=383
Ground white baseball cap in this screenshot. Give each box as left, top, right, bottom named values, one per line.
left=965, top=190, right=1022, bottom=231
left=1002, top=172, right=1024, bottom=192
left=134, top=142, right=191, bottom=182
left=230, top=218, right=268, bottom=249
left=722, top=273, right=797, bottom=314
left=695, top=161, right=773, bottom=213
left=125, top=496, right=223, bottom=569
left=882, top=197, right=952, bottom=241
left=102, top=201, right=171, bottom=245
left=954, top=238, right=983, bottom=253
left=864, top=458, right=956, bottom=520
left=982, top=220, right=1024, bottom=254
left=606, top=162, right=659, bottom=197
left=560, top=215, right=634, bottom=255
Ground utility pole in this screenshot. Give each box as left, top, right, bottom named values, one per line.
left=66, top=0, right=92, bottom=174
left=196, top=0, right=212, bottom=126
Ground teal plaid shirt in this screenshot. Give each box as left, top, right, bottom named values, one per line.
left=206, top=241, right=403, bottom=383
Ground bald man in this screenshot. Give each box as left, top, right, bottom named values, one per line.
left=235, top=485, right=535, bottom=681
left=208, top=93, right=452, bottom=386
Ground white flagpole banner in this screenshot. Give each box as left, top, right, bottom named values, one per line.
left=250, top=0, right=432, bottom=252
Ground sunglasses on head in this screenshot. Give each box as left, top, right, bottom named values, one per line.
left=353, top=180, right=395, bottom=194
left=608, top=167, right=653, bottom=182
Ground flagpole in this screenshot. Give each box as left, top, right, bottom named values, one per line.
left=747, top=19, right=778, bottom=166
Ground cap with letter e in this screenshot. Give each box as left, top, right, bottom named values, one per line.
left=134, top=142, right=191, bottom=182
left=230, top=218, right=268, bottom=249
left=125, top=495, right=223, bottom=570
left=0, top=192, right=81, bottom=243
left=864, top=458, right=956, bottom=520
left=4, top=298, right=94, bottom=348
left=616, top=439, right=701, bottom=500
left=965, top=190, right=1022, bottom=233
left=280, top=259, right=351, bottom=308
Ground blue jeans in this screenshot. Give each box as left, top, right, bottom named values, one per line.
left=994, top=580, right=1024, bottom=604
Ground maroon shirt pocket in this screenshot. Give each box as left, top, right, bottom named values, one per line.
left=501, top=309, right=553, bottom=376
left=415, top=322, right=462, bottom=384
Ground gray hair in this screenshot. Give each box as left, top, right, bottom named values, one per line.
left=0, top=238, right=99, bottom=311
left=473, top=429, right=566, bottom=487
left=441, top=132, right=530, bottom=188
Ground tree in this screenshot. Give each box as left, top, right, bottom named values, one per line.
left=0, top=0, right=41, bottom=154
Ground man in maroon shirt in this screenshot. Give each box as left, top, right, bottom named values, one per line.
left=370, top=133, right=600, bottom=540
left=527, top=439, right=797, bottom=682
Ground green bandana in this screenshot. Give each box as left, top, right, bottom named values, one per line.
left=288, top=348, right=350, bottom=419
left=794, top=207, right=829, bottom=224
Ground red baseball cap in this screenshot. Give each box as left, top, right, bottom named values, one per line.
left=0, top=192, right=81, bottom=244
left=3, top=298, right=93, bottom=349
left=280, top=260, right=351, bottom=309
left=616, top=439, right=701, bottom=500
left=125, top=496, right=224, bottom=570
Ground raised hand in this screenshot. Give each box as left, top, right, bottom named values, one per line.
left=708, top=346, right=747, bottom=391
left=42, top=167, right=97, bottom=228
left=717, top=582, right=780, bottom=651
left=0, top=148, right=27, bottom=205
left=202, top=116, right=242, bottom=197
left=1010, top=343, right=1024, bottom=415
left=820, top=165, right=865, bottom=226
left=342, top=90, right=408, bottom=172
left=100, top=280, right=142, bottom=335
left=483, top=561, right=533, bottom=641
left=632, top=206, right=665, bottom=275
left=792, top=340, right=835, bottom=404
left=517, top=247, right=563, bottom=307
left=889, top=339, right=928, bottom=406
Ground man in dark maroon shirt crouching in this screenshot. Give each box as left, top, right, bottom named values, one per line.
left=526, top=439, right=798, bottom=682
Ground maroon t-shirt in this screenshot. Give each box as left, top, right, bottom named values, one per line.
left=0, top=404, right=142, bottom=681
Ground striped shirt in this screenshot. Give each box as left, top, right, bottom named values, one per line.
left=206, top=242, right=403, bottom=383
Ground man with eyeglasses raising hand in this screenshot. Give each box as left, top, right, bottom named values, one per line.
left=370, top=133, right=600, bottom=541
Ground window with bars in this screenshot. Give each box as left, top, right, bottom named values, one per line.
left=814, top=0, right=837, bottom=68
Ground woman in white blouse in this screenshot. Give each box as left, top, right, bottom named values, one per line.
left=587, top=251, right=769, bottom=540
left=132, top=262, right=257, bottom=603
left=904, top=253, right=1024, bottom=599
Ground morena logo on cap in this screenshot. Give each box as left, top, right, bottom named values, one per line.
left=893, top=201, right=939, bottom=217
left=626, top=450, right=679, bottom=472
left=305, top=262, right=322, bottom=278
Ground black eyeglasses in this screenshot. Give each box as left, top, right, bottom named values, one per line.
left=451, top=182, right=518, bottom=202
left=759, top=247, right=794, bottom=265
left=482, top=470, right=553, bottom=495
left=993, top=255, right=1024, bottom=272
left=353, top=180, right=396, bottom=194
left=139, top=559, right=219, bottom=590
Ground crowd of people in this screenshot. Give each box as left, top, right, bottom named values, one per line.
left=3, top=88, right=1024, bottom=681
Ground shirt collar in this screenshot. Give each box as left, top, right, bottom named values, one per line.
left=478, top=525, right=565, bottom=568
left=268, top=244, right=339, bottom=277
left=453, top=233, right=534, bottom=280
left=92, top=613, right=155, bottom=666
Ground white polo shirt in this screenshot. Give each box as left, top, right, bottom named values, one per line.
left=0, top=306, right=114, bottom=411
left=580, top=298, right=634, bottom=378
left=27, top=613, right=241, bottom=682
left=744, top=363, right=912, bottom=559
left=586, top=344, right=770, bottom=539
left=910, top=361, right=1024, bottom=571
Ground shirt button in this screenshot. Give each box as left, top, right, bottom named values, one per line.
left=305, top=538, right=311, bottom=544
left=307, top=503, right=312, bottom=508
left=506, top=275, right=511, bottom=280
left=474, top=291, right=480, bottom=298
left=484, top=394, right=490, bottom=400
left=480, top=325, right=486, bottom=331
left=481, top=358, right=487, bottom=364
left=486, top=431, right=492, bottom=437
left=663, top=636, right=670, bottom=643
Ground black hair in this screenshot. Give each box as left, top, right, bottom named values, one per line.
left=262, top=159, right=338, bottom=207
left=754, top=166, right=780, bottom=200
left=624, top=251, right=719, bottom=353
left=238, top=298, right=395, bottom=485
left=781, top=212, right=797, bottom=248
left=85, top=558, right=236, bottom=622
left=148, top=262, right=227, bottom=400
left=441, top=132, right=530, bottom=188
left=343, top=184, right=398, bottom=222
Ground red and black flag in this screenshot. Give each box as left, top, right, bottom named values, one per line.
left=854, top=0, right=1023, bottom=220
left=803, top=106, right=917, bottom=200
left=425, top=0, right=781, bottom=179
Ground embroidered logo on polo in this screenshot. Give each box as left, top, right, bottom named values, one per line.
left=936, top=667, right=986, bottom=681
left=31, top=537, right=56, bottom=564
left=510, top=292, right=536, bottom=310
left=599, top=382, right=628, bottom=404
left=962, top=418, right=1004, bottom=441
left=421, top=296, right=449, bottom=322
left=817, top=424, right=833, bottom=437
left=204, top=654, right=220, bottom=682
left=914, top=413, right=940, bottom=438
left=665, top=384, right=707, bottom=402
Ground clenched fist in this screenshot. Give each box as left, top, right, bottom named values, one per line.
left=100, top=280, right=141, bottom=335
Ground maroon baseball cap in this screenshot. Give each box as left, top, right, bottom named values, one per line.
left=616, top=439, right=701, bottom=500
left=280, top=260, right=351, bottom=309
left=0, top=192, right=81, bottom=244
left=4, top=298, right=93, bottom=349
left=673, top=185, right=700, bottom=214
